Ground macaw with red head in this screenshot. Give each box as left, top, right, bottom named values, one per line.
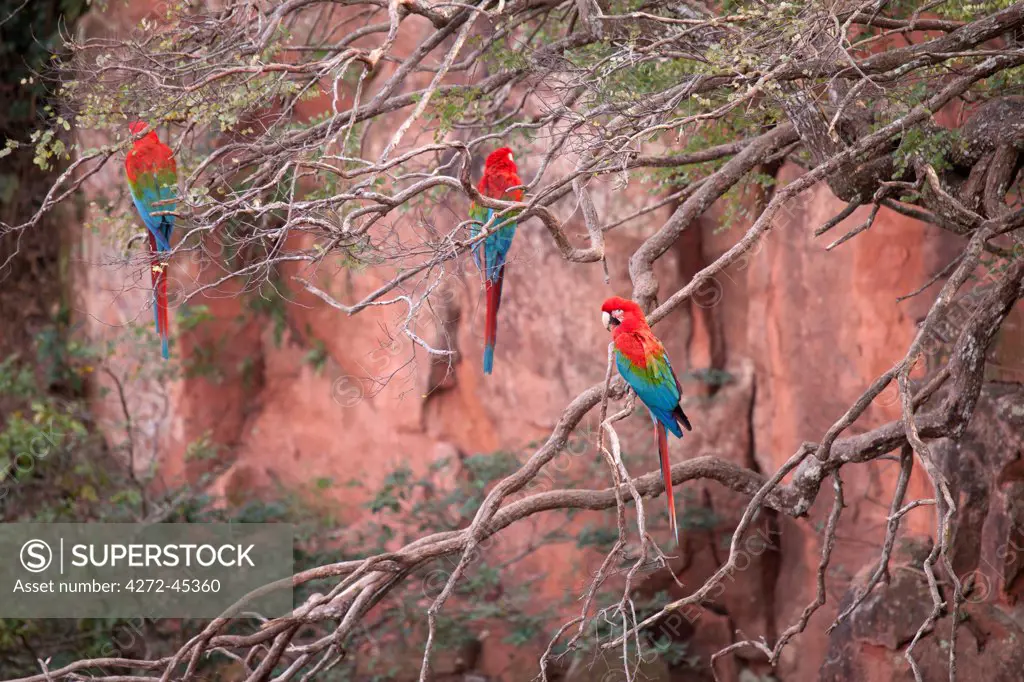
left=469, top=147, right=523, bottom=374
left=125, top=121, right=177, bottom=359
left=602, top=296, right=692, bottom=545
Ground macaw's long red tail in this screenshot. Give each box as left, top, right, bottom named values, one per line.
left=482, top=269, right=504, bottom=374
left=656, top=421, right=679, bottom=546
left=148, top=234, right=170, bottom=359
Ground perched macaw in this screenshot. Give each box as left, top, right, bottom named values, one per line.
left=469, top=147, right=523, bottom=374
left=602, top=296, right=692, bottom=545
left=125, top=121, right=177, bottom=359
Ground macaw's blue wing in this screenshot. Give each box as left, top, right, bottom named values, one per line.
left=128, top=173, right=176, bottom=253
left=615, top=349, right=685, bottom=437
left=470, top=207, right=517, bottom=284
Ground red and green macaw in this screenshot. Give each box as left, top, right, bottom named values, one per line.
left=125, top=121, right=177, bottom=359
left=469, top=147, right=522, bottom=374
left=602, top=296, right=692, bottom=545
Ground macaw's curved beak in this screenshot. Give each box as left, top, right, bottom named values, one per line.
left=602, top=311, right=612, bottom=331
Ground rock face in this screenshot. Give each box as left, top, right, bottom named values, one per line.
left=942, top=382, right=1024, bottom=604
left=822, top=538, right=1024, bottom=682
left=819, top=383, right=1024, bottom=682
left=70, top=4, right=1024, bottom=682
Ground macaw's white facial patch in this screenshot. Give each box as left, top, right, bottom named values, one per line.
left=602, top=309, right=623, bottom=330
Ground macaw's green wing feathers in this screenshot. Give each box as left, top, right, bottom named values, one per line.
left=615, top=348, right=686, bottom=437
left=469, top=205, right=518, bottom=283
left=481, top=219, right=517, bottom=284
left=468, top=202, right=491, bottom=273
left=468, top=201, right=490, bottom=225
left=129, top=181, right=176, bottom=251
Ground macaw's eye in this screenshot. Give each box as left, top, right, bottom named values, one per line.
left=614, top=309, right=623, bottom=318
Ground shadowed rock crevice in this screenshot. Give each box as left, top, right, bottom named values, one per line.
left=677, top=214, right=727, bottom=399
